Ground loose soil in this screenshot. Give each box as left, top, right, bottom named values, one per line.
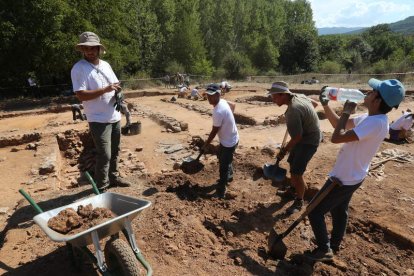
left=0, top=83, right=413, bottom=275
left=47, top=204, right=115, bottom=235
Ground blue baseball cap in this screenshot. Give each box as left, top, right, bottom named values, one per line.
left=206, top=83, right=221, bottom=95
left=368, top=78, right=405, bottom=108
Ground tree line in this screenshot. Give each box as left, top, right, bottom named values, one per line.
left=1, top=0, right=413, bottom=98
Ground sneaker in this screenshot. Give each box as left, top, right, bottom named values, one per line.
left=285, top=198, right=304, bottom=215
left=276, top=187, right=296, bottom=200
left=110, top=177, right=132, bottom=187
left=305, top=247, right=334, bottom=262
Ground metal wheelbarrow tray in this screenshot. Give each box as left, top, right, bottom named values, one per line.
left=34, top=192, right=151, bottom=247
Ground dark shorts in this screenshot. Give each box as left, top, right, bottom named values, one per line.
left=389, top=128, right=401, bottom=141
left=287, top=143, right=318, bottom=175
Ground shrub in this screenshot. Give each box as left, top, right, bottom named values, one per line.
left=319, top=60, right=341, bottom=74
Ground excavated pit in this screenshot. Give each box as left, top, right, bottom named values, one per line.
left=141, top=149, right=414, bottom=275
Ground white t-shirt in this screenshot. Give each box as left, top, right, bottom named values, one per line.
left=71, top=59, right=121, bottom=123
left=213, top=99, right=239, bottom=147
left=191, top=88, right=199, bottom=97
left=390, top=112, right=413, bottom=131
left=329, top=113, right=388, bottom=185
left=221, top=81, right=228, bottom=88
left=179, top=87, right=188, bottom=94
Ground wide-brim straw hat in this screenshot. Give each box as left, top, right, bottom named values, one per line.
left=75, top=31, right=106, bottom=53
left=266, top=81, right=292, bottom=95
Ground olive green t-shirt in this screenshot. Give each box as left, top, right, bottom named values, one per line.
left=285, top=94, right=321, bottom=146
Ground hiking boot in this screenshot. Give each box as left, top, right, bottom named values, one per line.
left=276, top=187, right=296, bottom=200
left=211, top=187, right=226, bottom=199
left=330, top=244, right=341, bottom=254
left=216, top=177, right=233, bottom=185
left=97, top=183, right=110, bottom=193
left=285, top=198, right=304, bottom=215
left=304, top=247, right=334, bottom=262
left=110, top=177, right=132, bottom=187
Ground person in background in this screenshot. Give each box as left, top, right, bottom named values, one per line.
left=267, top=81, right=321, bottom=215
left=71, top=103, right=85, bottom=121
left=120, top=101, right=132, bottom=127
left=202, top=83, right=239, bottom=199
left=71, top=31, right=131, bottom=190
left=387, top=109, right=413, bottom=142
left=220, top=80, right=232, bottom=94
left=306, top=79, right=405, bottom=262
left=189, top=86, right=202, bottom=100
left=178, top=85, right=189, bottom=98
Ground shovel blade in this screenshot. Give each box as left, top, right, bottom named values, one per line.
left=263, top=164, right=287, bottom=182
left=268, top=228, right=288, bottom=259
left=181, top=160, right=204, bottom=174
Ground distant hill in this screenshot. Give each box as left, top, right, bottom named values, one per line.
left=345, top=16, right=414, bottom=35
left=318, top=27, right=365, bottom=35
left=318, top=16, right=414, bottom=36
left=389, top=16, right=414, bottom=34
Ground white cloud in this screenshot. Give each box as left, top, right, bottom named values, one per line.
left=307, top=0, right=413, bottom=28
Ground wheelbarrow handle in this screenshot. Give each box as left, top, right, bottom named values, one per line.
left=19, top=189, right=43, bottom=214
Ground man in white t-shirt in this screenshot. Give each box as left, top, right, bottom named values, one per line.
left=388, top=110, right=413, bottom=142
left=304, top=79, right=405, bottom=262
left=178, top=85, right=188, bottom=98
left=71, top=31, right=131, bottom=190
left=220, top=80, right=232, bottom=94
left=202, top=83, right=239, bottom=199
left=189, top=86, right=202, bottom=100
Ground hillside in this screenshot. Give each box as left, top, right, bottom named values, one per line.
left=389, top=15, right=414, bottom=34
left=319, top=16, right=414, bottom=35
left=318, top=27, right=365, bottom=35
left=345, top=16, right=414, bottom=35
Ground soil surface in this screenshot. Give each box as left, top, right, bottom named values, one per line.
left=0, top=82, right=413, bottom=275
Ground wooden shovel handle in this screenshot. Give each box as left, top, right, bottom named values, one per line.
left=281, top=129, right=289, bottom=149
left=279, top=177, right=342, bottom=239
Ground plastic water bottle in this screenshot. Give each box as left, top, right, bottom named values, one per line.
left=325, top=87, right=365, bottom=103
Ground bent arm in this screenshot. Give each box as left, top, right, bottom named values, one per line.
left=284, top=134, right=302, bottom=152
left=204, top=126, right=220, bottom=147
left=331, top=113, right=359, bottom=143
left=309, top=98, right=319, bottom=108
left=323, top=105, right=355, bottom=129
left=75, top=83, right=121, bottom=101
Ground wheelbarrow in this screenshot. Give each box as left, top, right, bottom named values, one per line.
left=19, top=173, right=153, bottom=276
left=263, top=129, right=288, bottom=182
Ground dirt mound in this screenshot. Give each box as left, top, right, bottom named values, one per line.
left=48, top=204, right=115, bottom=234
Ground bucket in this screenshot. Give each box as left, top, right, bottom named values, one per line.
left=129, top=121, right=141, bottom=135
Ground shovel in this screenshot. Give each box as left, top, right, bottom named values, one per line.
left=268, top=177, right=342, bottom=259
left=263, top=129, right=289, bottom=182
left=181, top=150, right=204, bottom=174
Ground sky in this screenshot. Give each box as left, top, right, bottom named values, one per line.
left=307, top=0, right=413, bottom=28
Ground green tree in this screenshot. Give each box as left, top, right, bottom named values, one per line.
left=170, top=0, right=208, bottom=72
left=279, top=0, right=319, bottom=73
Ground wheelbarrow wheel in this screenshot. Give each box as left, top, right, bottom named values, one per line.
left=105, top=238, right=142, bottom=276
